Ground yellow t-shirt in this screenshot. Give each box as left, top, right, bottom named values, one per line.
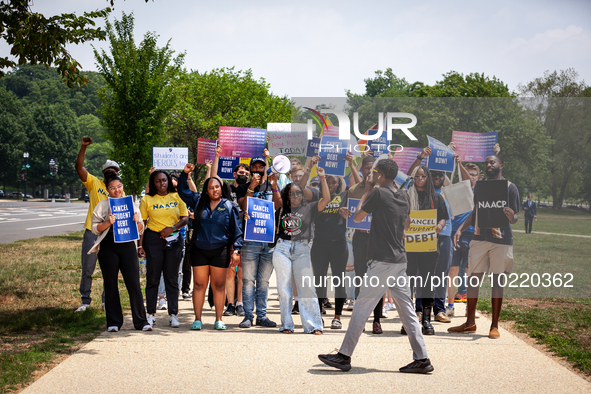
left=83, top=173, right=110, bottom=231
left=140, top=193, right=188, bottom=233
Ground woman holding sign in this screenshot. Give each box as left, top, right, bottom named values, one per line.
left=139, top=171, right=189, bottom=329
left=270, top=167, right=330, bottom=334
left=177, top=165, right=242, bottom=331
left=89, top=176, right=151, bottom=332
left=404, top=166, right=448, bottom=335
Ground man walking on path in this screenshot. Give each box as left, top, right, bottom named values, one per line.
left=523, top=194, right=537, bottom=234
left=448, top=155, right=519, bottom=339
left=74, top=137, right=120, bottom=312
left=318, top=159, right=433, bottom=374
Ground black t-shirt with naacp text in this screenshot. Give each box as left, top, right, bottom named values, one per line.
left=314, top=190, right=348, bottom=242
left=361, top=187, right=410, bottom=264
left=276, top=202, right=322, bottom=241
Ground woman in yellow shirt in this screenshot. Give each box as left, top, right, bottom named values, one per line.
left=139, top=171, right=189, bottom=328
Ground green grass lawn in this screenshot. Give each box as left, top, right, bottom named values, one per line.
left=521, top=207, right=591, bottom=235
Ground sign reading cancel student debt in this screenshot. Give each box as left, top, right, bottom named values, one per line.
left=244, top=197, right=275, bottom=243
left=319, top=136, right=346, bottom=176
left=452, top=131, right=498, bottom=162
left=109, top=196, right=139, bottom=243
left=475, top=179, right=509, bottom=229
left=405, top=209, right=437, bottom=252
left=153, top=147, right=189, bottom=170
left=218, top=127, right=267, bottom=158
left=346, top=198, right=371, bottom=231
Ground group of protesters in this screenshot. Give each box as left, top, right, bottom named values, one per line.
left=74, top=131, right=520, bottom=374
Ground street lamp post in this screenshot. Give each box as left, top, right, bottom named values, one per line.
left=49, top=158, right=56, bottom=203
left=23, top=152, right=29, bottom=202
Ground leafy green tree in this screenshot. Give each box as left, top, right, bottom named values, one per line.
left=167, top=67, right=291, bottom=179
left=519, top=69, right=591, bottom=209
left=94, top=12, right=184, bottom=197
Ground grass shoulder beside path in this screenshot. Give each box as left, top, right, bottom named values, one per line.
left=0, top=231, right=131, bottom=393
left=523, top=207, right=591, bottom=236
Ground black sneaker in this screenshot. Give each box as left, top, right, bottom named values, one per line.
left=399, top=358, right=434, bottom=374
left=223, top=304, right=236, bottom=316
left=323, top=298, right=333, bottom=309
left=318, top=353, right=351, bottom=372
left=321, top=307, right=327, bottom=315
left=236, top=305, right=245, bottom=316
left=255, top=317, right=277, bottom=327
left=291, top=301, right=299, bottom=315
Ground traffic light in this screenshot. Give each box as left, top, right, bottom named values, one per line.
left=50, top=167, right=54, bottom=176
left=20, top=174, right=24, bottom=180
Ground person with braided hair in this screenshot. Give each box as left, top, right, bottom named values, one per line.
left=403, top=165, right=448, bottom=336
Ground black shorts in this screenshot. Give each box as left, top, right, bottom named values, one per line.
left=191, top=245, right=231, bottom=268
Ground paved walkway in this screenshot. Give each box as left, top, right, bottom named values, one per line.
left=513, top=229, right=591, bottom=238
left=23, top=281, right=591, bottom=394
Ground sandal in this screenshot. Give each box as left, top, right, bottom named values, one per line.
left=312, top=329, right=323, bottom=335
left=190, top=320, right=202, bottom=330
left=281, top=329, right=293, bottom=334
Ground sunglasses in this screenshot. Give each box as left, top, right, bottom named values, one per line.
left=430, top=172, right=444, bottom=178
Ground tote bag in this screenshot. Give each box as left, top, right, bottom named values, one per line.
left=442, top=164, right=474, bottom=217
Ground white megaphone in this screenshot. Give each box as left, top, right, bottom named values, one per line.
left=267, top=154, right=292, bottom=175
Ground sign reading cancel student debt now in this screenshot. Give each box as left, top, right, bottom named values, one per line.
left=153, top=147, right=189, bottom=170
left=346, top=198, right=371, bottom=231
left=109, top=196, right=139, bottom=243
left=427, top=136, right=454, bottom=172
left=319, top=136, right=346, bottom=176
left=244, top=197, right=275, bottom=243
left=405, top=209, right=437, bottom=252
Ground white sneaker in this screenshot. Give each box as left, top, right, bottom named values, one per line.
left=157, top=298, right=167, bottom=310
left=169, top=314, right=180, bottom=328
left=142, top=324, right=152, bottom=331
left=347, top=300, right=355, bottom=310
left=147, top=314, right=156, bottom=326
left=382, top=308, right=388, bottom=318
left=385, top=302, right=395, bottom=311
left=75, top=304, right=91, bottom=313
left=107, top=326, right=119, bottom=332
left=446, top=306, right=455, bottom=317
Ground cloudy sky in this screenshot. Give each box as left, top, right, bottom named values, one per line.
left=3, top=0, right=590, bottom=97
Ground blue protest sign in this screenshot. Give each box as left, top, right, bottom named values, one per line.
left=306, top=137, right=321, bottom=157
left=368, top=135, right=389, bottom=157
left=427, top=135, right=455, bottom=172
left=217, top=157, right=240, bottom=180
left=244, top=197, right=275, bottom=243
left=346, top=198, right=372, bottom=231
left=109, top=196, right=139, bottom=243
left=319, top=136, right=346, bottom=176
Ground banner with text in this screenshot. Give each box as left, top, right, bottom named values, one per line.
left=427, top=136, right=455, bottom=172
left=405, top=209, right=437, bottom=252
left=244, top=197, right=275, bottom=243
left=218, top=127, right=267, bottom=158
left=197, top=138, right=217, bottom=164
left=152, top=147, right=189, bottom=170
left=217, top=157, right=241, bottom=180
left=346, top=198, right=372, bottom=230
left=452, top=131, right=498, bottom=162
left=319, top=136, right=346, bottom=176
left=109, top=196, right=139, bottom=243
left=392, top=147, right=428, bottom=174
left=475, top=179, right=509, bottom=229
left=267, top=123, right=311, bottom=156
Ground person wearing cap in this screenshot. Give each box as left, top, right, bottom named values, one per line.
left=235, top=150, right=281, bottom=328
left=74, top=137, right=122, bottom=312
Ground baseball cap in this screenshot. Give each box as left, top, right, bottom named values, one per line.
left=250, top=157, right=266, bottom=166
left=103, top=160, right=121, bottom=172
left=310, top=176, right=320, bottom=185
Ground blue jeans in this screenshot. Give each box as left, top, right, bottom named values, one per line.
left=452, top=232, right=473, bottom=294
left=433, top=236, right=453, bottom=315
left=273, top=239, right=323, bottom=333
left=241, top=240, right=275, bottom=321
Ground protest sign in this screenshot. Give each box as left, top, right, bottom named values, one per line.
left=405, top=209, right=437, bottom=252
left=427, top=136, right=455, bottom=172
left=267, top=123, right=309, bottom=156
left=368, top=135, right=390, bottom=157
left=109, top=196, right=139, bottom=243
left=318, top=136, right=346, bottom=176
left=392, top=147, right=427, bottom=174
left=217, top=157, right=241, bottom=180
left=218, top=127, right=267, bottom=158
left=152, top=147, right=189, bottom=170
left=475, top=179, right=509, bottom=229
left=306, top=137, right=321, bottom=157
left=197, top=138, right=217, bottom=164
left=244, top=197, right=275, bottom=243
left=346, top=198, right=371, bottom=231
left=322, top=125, right=339, bottom=137
left=452, top=131, right=498, bottom=162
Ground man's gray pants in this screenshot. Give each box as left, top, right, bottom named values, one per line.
left=340, top=260, right=428, bottom=360
left=80, top=229, right=104, bottom=305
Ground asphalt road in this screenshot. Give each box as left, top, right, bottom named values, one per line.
left=0, top=200, right=90, bottom=244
